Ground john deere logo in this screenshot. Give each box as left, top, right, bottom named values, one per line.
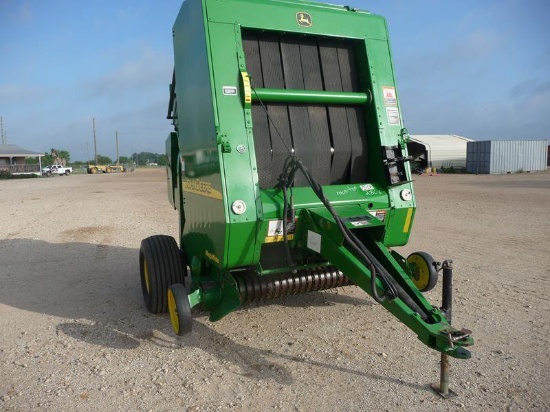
left=296, top=12, right=312, bottom=27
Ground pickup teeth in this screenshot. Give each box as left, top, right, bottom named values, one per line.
left=234, top=266, right=352, bottom=304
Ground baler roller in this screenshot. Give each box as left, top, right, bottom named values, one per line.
left=235, top=266, right=352, bottom=304
left=251, top=88, right=370, bottom=105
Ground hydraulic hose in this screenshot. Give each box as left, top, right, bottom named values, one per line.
left=256, top=89, right=427, bottom=318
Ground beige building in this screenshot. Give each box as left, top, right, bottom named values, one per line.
left=0, top=144, right=44, bottom=176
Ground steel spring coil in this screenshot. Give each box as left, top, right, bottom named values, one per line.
left=234, top=266, right=352, bottom=304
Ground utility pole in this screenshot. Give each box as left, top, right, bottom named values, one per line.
left=92, top=117, right=98, bottom=165
left=0, top=116, right=5, bottom=145
left=115, top=131, right=119, bottom=165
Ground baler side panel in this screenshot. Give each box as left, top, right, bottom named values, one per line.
left=360, top=37, right=416, bottom=246
left=166, top=131, right=179, bottom=210
left=206, top=21, right=260, bottom=268
left=173, top=0, right=227, bottom=268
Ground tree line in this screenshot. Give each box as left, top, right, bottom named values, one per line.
left=26, top=150, right=168, bottom=166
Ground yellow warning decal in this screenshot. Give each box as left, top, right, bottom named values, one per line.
left=241, top=71, right=252, bottom=106
left=265, top=234, right=294, bottom=244
left=403, top=207, right=413, bottom=233
left=183, top=178, right=222, bottom=200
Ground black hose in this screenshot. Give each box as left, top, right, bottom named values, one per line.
left=257, top=93, right=424, bottom=314
left=277, top=156, right=401, bottom=303
left=281, top=184, right=294, bottom=268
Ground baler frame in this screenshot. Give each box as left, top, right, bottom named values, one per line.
left=140, top=0, right=473, bottom=363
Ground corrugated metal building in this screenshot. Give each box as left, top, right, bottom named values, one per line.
left=466, top=140, right=548, bottom=174
left=408, top=135, right=473, bottom=169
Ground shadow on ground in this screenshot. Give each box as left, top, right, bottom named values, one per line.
left=0, top=238, right=426, bottom=390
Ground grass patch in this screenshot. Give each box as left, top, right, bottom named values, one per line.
left=0, top=171, right=40, bottom=179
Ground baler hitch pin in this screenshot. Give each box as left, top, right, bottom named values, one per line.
left=431, top=260, right=458, bottom=399
left=444, top=328, right=472, bottom=350
left=451, top=329, right=472, bottom=343
left=446, top=332, right=454, bottom=350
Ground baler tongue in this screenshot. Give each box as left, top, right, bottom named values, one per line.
left=296, top=207, right=473, bottom=359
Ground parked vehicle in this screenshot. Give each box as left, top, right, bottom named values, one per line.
left=42, top=164, right=73, bottom=176
left=87, top=164, right=126, bottom=174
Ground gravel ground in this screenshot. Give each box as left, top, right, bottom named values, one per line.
left=1, top=168, right=549, bottom=411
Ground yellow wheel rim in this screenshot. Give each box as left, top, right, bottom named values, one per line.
left=143, top=260, right=150, bottom=293
left=407, top=254, right=430, bottom=291
left=167, top=288, right=180, bottom=335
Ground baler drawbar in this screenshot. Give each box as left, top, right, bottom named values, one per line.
left=139, top=0, right=473, bottom=362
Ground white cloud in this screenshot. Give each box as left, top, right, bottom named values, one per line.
left=116, top=5, right=149, bottom=22
left=0, top=83, right=51, bottom=103
left=84, top=46, right=171, bottom=100
left=456, top=29, right=498, bottom=60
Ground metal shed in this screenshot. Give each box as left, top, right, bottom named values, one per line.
left=408, top=135, right=473, bottom=170
left=466, top=140, right=548, bottom=174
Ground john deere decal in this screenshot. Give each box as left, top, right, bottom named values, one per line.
left=296, top=12, right=312, bottom=27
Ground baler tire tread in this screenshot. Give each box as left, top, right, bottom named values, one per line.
left=139, top=235, right=185, bottom=314
left=168, top=283, right=192, bottom=336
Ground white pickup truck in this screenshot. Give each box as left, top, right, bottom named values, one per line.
left=42, top=164, right=73, bottom=176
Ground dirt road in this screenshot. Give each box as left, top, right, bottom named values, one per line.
left=1, top=169, right=549, bottom=411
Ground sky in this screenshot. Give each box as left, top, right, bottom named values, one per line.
left=1, top=0, right=549, bottom=162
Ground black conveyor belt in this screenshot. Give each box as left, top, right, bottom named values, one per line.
left=242, top=31, right=368, bottom=188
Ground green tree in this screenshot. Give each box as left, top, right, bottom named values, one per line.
left=131, top=152, right=164, bottom=166
left=42, top=152, right=53, bottom=165
left=57, top=150, right=70, bottom=163
left=118, top=156, right=130, bottom=164
left=41, top=148, right=71, bottom=165
left=95, top=154, right=113, bottom=164
left=157, top=154, right=167, bottom=166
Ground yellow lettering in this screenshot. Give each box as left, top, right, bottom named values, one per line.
left=205, top=250, right=220, bottom=264
left=183, top=178, right=222, bottom=200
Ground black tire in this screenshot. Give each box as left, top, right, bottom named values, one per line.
left=139, top=235, right=185, bottom=313
left=168, top=284, right=192, bottom=336
left=406, top=252, right=438, bottom=292
left=65, top=170, right=71, bottom=176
